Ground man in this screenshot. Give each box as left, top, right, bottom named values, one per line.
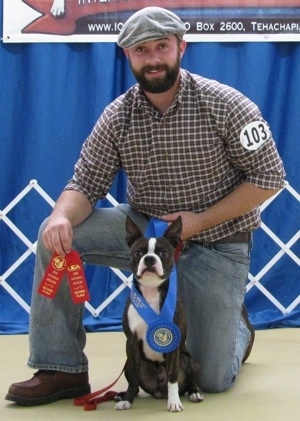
left=6, top=7, right=285, bottom=405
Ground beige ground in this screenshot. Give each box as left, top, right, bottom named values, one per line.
left=1, top=329, right=300, bottom=421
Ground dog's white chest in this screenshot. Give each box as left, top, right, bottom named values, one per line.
left=128, top=289, right=164, bottom=362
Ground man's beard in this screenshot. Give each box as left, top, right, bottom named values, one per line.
left=130, top=53, right=181, bottom=94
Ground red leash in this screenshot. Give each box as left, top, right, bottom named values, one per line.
left=74, top=367, right=124, bottom=410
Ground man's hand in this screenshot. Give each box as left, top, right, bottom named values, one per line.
left=161, top=211, right=202, bottom=241
left=42, top=216, right=73, bottom=256
left=41, top=190, right=93, bottom=256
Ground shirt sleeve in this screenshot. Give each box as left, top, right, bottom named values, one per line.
left=223, top=91, right=286, bottom=190
left=64, top=105, right=121, bottom=207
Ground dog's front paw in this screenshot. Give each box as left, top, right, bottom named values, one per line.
left=167, top=382, right=183, bottom=411
left=168, top=399, right=183, bottom=412
left=114, top=391, right=126, bottom=402
left=189, top=392, right=204, bottom=403
left=115, top=400, right=132, bottom=410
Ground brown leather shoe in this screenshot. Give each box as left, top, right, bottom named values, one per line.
left=241, top=304, right=255, bottom=363
left=5, top=370, right=91, bottom=406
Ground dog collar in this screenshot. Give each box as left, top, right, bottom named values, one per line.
left=144, top=218, right=169, bottom=238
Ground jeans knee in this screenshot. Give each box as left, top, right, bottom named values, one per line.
left=200, top=371, right=236, bottom=393
left=37, top=217, right=49, bottom=240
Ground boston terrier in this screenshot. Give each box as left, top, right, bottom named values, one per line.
left=115, top=216, right=203, bottom=412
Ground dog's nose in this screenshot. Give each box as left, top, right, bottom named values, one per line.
left=144, top=255, right=156, bottom=266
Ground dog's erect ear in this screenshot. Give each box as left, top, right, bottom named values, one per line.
left=163, top=216, right=182, bottom=248
left=126, top=216, right=143, bottom=248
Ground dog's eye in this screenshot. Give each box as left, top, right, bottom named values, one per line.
left=134, top=250, right=144, bottom=258
left=159, top=250, right=168, bottom=258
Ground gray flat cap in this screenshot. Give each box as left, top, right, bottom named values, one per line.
left=117, top=7, right=186, bottom=48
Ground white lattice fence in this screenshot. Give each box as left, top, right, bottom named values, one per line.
left=0, top=179, right=299, bottom=327
left=246, top=182, right=300, bottom=315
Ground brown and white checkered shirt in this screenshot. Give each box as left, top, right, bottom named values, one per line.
left=66, top=70, right=285, bottom=242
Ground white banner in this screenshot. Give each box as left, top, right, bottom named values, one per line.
left=3, top=0, right=300, bottom=43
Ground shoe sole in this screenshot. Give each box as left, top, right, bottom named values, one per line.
left=5, top=384, right=91, bottom=406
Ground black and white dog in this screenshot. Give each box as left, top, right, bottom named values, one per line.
left=115, top=216, right=203, bottom=412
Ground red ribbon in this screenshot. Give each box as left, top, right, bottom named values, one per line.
left=38, top=250, right=90, bottom=303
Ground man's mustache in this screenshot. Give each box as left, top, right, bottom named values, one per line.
left=142, top=64, right=168, bottom=73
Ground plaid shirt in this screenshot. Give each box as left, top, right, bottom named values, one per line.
left=66, top=70, right=285, bottom=242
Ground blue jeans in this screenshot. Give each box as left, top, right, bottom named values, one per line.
left=28, top=204, right=251, bottom=392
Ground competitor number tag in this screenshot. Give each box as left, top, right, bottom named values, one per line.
left=240, top=121, right=270, bottom=151
left=38, top=250, right=90, bottom=303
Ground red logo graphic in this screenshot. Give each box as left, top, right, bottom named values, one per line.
left=22, top=0, right=296, bottom=36
left=52, top=255, right=66, bottom=271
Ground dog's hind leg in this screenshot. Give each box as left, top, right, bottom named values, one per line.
left=180, top=352, right=204, bottom=403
